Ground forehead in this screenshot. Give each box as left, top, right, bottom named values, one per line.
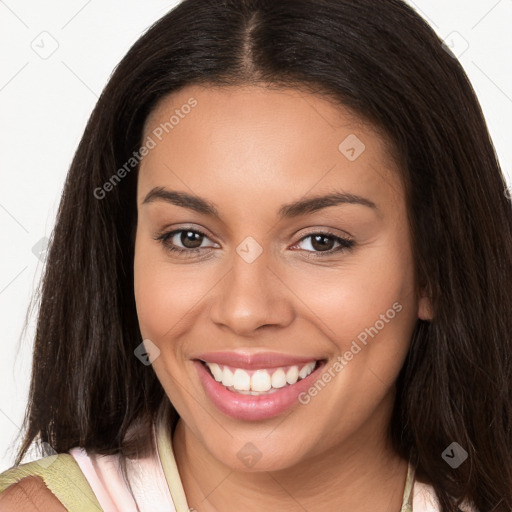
left=138, top=85, right=403, bottom=216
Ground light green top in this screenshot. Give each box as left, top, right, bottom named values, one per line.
left=0, top=452, right=102, bottom=511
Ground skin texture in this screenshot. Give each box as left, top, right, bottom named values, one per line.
left=0, top=476, right=67, bottom=511
left=134, top=84, right=432, bottom=511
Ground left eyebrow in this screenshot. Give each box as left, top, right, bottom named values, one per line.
left=277, top=191, right=377, bottom=218
left=141, top=186, right=377, bottom=219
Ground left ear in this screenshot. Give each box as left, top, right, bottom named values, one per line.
left=417, top=287, right=433, bottom=321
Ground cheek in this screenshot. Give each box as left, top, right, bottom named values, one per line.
left=133, top=232, right=214, bottom=340
left=133, top=233, right=180, bottom=340
left=336, top=240, right=418, bottom=383
left=291, top=238, right=418, bottom=407
left=292, top=239, right=416, bottom=346
left=133, top=233, right=208, bottom=417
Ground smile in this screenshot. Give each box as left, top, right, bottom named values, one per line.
left=193, top=352, right=327, bottom=421
left=204, top=361, right=317, bottom=394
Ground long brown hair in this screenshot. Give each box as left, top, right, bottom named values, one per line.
left=13, top=1, right=512, bottom=510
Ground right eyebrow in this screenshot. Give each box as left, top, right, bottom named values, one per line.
left=142, top=187, right=220, bottom=216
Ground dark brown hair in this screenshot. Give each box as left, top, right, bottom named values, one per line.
left=13, top=0, right=512, bottom=510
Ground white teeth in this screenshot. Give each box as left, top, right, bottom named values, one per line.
left=299, top=362, right=316, bottom=379
left=232, top=369, right=251, bottom=391
left=205, top=361, right=318, bottom=394
left=286, top=366, right=299, bottom=385
left=209, top=363, right=223, bottom=382
left=271, top=368, right=287, bottom=388
left=222, top=367, right=234, bottom=387
left=251, top=370, right=272, bottom=392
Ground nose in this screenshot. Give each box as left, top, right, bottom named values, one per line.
left=208, top=243, right=295, bottom=337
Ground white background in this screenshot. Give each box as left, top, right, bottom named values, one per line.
left=1, top=0, right=511, bottom=471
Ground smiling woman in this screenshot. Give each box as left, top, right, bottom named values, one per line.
left=1, top=0, right=512, bottom=511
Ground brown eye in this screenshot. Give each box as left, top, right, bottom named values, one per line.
left=293, top=232, right=355, bottom=256
left=178, top=230, right=204, bottom=249
left=155, top=228, right=218, bottom=256
left=310, top=234, right=336, bottom=252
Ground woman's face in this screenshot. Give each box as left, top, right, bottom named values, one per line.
left=134, top=84, right=431, bottom=471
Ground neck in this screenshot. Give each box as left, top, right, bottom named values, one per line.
left=172, top=406, right=409, bottom=511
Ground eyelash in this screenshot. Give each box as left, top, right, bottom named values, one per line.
left=154, top=228, right=355, bottom=259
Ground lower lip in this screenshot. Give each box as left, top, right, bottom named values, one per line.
left=194, top=360, right=325, bottom=421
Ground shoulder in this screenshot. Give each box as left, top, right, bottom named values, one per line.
left=0, top=453, right=102, bottom=510
left=0, top=475, right=66, bottom=511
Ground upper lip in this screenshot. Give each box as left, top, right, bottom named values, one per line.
left=194, top=351, right=324, bottom=369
